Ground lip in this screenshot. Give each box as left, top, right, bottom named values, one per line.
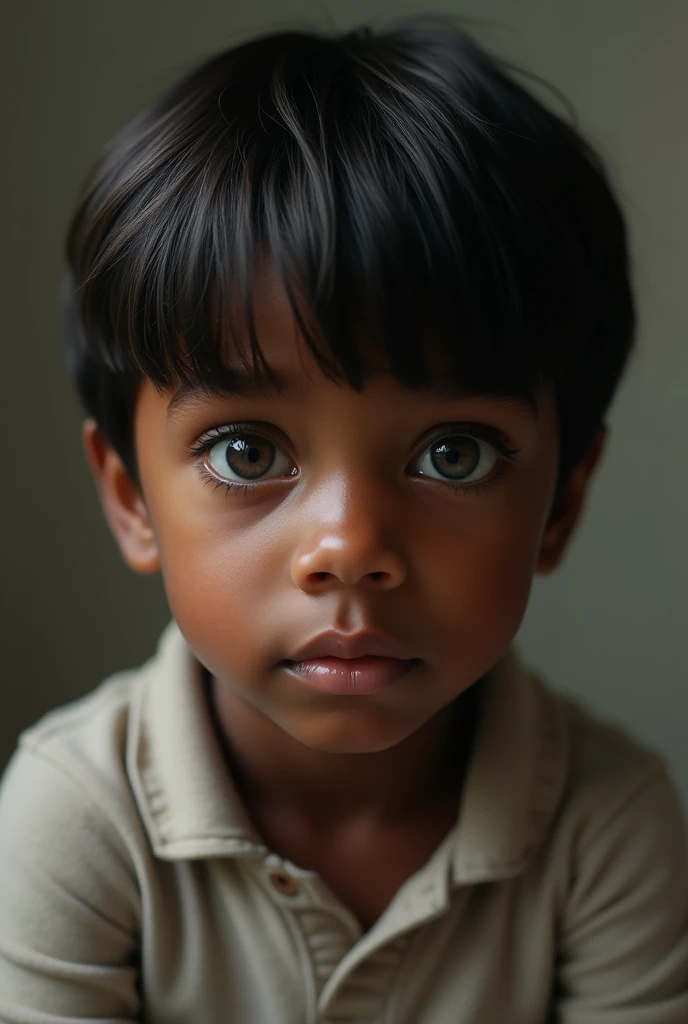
left=286, top=629, right=416, bottom=662
left=281, top=656, right=421, bottom=695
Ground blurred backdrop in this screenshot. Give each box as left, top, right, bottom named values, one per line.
left=1, top=0, right=686, bottom=807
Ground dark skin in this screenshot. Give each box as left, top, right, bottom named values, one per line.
left=84, top=260, right=606, bottom=930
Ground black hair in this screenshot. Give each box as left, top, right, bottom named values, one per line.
left=64, top=15, right=635, bottom=493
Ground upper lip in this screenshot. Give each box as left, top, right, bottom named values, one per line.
left=286, top=630, right=417, bottom=662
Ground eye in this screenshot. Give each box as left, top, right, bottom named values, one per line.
left=204, top=430, right=295, bottom=483
left=191, top=422, right=519, bottom=493
left=415, top=434, right=499, bottom=486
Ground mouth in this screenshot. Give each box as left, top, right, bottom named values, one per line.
left=279, top=656, right=422, bottom=695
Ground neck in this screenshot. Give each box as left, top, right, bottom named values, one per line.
left=205, top=674, right=483, bottom=828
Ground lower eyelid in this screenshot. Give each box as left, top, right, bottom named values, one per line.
left=196, top=459, right=510, bottom=495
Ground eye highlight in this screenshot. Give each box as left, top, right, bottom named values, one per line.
left=187, top=421, right=521, bottom=496
left=208, top=433, right=285, bottom=481
left=417, top=435, right=495, bottom=484
left=189, top=425, right=296, bottom=488
left=413, top=423, right=520, bottom=490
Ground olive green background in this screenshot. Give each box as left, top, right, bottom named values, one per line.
left=1, top=1, right=686, bottom=808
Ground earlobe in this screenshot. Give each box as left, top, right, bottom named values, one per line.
left=82, top=420, right=160, bottom=575
left=536, top=516, right=570, bottom=576
left=536, top=426, right=607, bottom=576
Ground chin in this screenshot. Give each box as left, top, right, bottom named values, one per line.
left=279, top=709, right=422, bottom=755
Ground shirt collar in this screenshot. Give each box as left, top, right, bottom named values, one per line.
left=449, top=646, right=568, bottom=883
left=128, top=620, right=268, bottom=860
left=128, top=621, right=568, bottom=881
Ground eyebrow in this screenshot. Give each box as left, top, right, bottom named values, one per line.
left=166, top=369, right=538, bottom=420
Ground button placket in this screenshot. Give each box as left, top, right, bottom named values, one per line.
left=260, top=865, right=363, bottom=1015
left=269, top=868, right=300, bottom=897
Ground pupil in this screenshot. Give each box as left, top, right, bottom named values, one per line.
left=432, top=438, right=479, bottom=479
left=223, top=436, right=274, bottom=480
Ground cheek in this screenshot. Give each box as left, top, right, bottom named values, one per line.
left=424, top=491, right=548, bottom=651
left=154, top=507, right=281, bottom=671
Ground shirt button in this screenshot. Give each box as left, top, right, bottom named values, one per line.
left=269, top=870, right=299, bottom=896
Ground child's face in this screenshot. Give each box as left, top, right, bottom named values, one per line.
left=87, top=261, right=603, bottom=755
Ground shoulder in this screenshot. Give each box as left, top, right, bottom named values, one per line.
left=530, top=669, right=687, bottom=908
left=527, top=678, right=688, bottom=1016
left=0, top=662, right=160, bottom=1015
left=14, top=662, right=144, bottom=812
left=547, top=678, right=677, bottom=836
left=0, top=651, right=158, bottom=870
left=0, top=648, right=168, bottom=935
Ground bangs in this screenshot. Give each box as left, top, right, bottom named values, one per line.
left=66, top=23, right=604, bottom=407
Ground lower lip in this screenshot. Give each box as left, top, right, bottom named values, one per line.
left=281, top=656, right=421, bottom=694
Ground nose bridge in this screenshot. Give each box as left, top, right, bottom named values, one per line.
left=308, top=462, right=398, bottom=548
left=306, top=407, right=393, bottom=520
left=290, top=461, right=407, bottom=589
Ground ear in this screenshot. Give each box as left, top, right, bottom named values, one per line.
left=82, top=420, right=160, bottom=575
left=536, top=426, right=607, bottom=575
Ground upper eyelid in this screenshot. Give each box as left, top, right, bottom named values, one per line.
left=189, top=421, right=520, bottom=452
left=188, top=424, right=520, bottom=493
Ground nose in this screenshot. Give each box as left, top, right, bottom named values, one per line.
left=290, top=483, right=407, bottom=593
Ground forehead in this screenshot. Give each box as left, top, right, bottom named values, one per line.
left=150, top=249, right=547, bottom=432
left=139, top=253, right=553, bottom=443
left=222, top=253, right=470, bottom=376
left=166, top=361, right=540, bottom=421
left=191, top=257, right=533, bottom=407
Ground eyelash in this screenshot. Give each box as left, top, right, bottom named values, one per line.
left=187, top=421, right=522, bottom=498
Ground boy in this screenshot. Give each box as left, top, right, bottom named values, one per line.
left=1, top=16, right=686, bottom=1022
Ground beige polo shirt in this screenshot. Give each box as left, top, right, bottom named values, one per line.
left=1, top=621, right=687, bottom=1023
